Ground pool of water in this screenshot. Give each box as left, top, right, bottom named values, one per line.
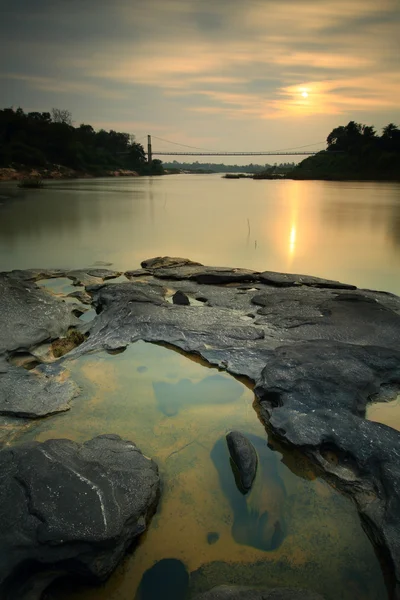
left=16, top=341, right=386, bottom=600
left=367, top=395, right=400, bottom=431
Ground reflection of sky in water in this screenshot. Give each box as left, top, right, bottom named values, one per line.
left=1, top=177, right=400, bottom=295
left=367, top=395, right=400, bottom=432
left=16, top=341, right=386, bottom=600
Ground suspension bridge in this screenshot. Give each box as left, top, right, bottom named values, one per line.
left=142, top=135, right=327, bottom=163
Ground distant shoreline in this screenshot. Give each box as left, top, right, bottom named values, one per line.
left=0, top=166, right=141, bottom=183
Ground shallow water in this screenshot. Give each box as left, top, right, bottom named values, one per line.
left=16, top=341, right=386, bottom=600
left=0, top=176, right=399, bottom=295
left=367, top=395, right=400, bottom=431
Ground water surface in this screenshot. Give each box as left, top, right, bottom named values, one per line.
left=0, top=176, right=399, bottom=294
left=17, top=342, right=385, bottom=600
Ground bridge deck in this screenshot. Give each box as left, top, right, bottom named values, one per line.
left=151, top=151, right=323, bottom=156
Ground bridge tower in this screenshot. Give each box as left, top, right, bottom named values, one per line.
left=147, top=134, right=153, bottom=166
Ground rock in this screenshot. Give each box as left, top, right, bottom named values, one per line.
left=0, top=273, right=80, bottom=420
left=0, top=434, right=160, bottom=599
left=3, top=257, right=400, bottom=595
left=194, top=585, right=326, bottom=600
left=67, top=290, right=92, bottom=304
left=226, top=431, right=258, bottom=493
left=207, top=532, right=220, bottom=545
left=135, top=558, right=189, bottom=599
left=0, top=363, right=77, bottom=418
left=172, top=290, right=190, bottom=305
left=259, top=271, right=356, bottom=290
left=0, top=273, right=78, bottom=355
left=212, top=434, right=286, bottom=552
left=66, top=268, right=121, bottom=286
left=141, top=256, right=203, bottom=269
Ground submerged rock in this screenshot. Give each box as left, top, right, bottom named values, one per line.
left=226, top=431, right=258, bottom=493
left=0, top=434, right=160, bottom=599
left=212, top=434, right=286, bottom=552
left=135, top=558, right=189, bottom=600
left=194, top=585, right=325, bottom=600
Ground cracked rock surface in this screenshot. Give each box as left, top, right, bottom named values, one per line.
left=2, top=257, right=400, bottom=598
left=0, top=434, right=160, bottom=600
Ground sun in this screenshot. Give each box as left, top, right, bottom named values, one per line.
left=301, top=91, right=309, bottom=98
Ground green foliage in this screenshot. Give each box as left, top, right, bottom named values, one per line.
left=0, top=107, right=152, bottom=175
left=292, top=121, right=400, bottom=181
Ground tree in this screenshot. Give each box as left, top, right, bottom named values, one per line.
left=361, top=125, right=376, bottom=138
left=125, top=142, right=146, bottom=171
left=382, top=123, right=399, bottom=139
left=51, top=108, right=73, bottom=126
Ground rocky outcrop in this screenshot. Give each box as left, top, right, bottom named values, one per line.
left=194, top=586, right=325, bottom=600
left=3, top=256, right=400, bottom=597
left=226, top=431, right=258, bottom=493
left=78, top=257, right=400, bottom=598
left=0, top=268, right=121, bottom=422
left=0, top=434, right=160, bottom=600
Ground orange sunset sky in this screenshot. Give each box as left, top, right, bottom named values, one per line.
left=1, top=0, right=399, bottom=162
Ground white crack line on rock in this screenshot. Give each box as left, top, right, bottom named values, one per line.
left=40, top=448, right=108, bottom=532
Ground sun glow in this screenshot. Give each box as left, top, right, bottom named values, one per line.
left=301, top=91, right=309, bottom=98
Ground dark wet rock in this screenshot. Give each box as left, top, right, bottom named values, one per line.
left=66, top=268, right=121, bottom=286
left=135, top=558, right=189, bottom=599
left=141, top=256, right=203, bottom=269
left=259, top=271, right=356, bottom=290
left=226, top=431, right=258, bottom=493
left=125, top=268, right=153, bottom=278
left=0, top=274, right=80, bottom=420
left=0, top=274, right=78, bottom=355
left=194, top=585, right=326, bottom=600
left=2, top=268, right=65, bottom=282
left=0, top=434, right=160, bottom=600
left=172, top=290, right=190, bottom=305
left=148, top=264, right=260, bottom=284
left=67, top=290, right=92, bottom=304
left=207, top=532, right=220, bottom=545
left=0, top=363, right=77, bottom=418
left=212, top=434, right=287, bottom=553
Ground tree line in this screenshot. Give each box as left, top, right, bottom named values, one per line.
left=291, top=121, right=400, bottom=180
left=0, top=107, right=163, bottom=175
left=162, top=160, right=296, bottom=173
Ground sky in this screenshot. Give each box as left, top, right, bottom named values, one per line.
left=1, top=0, right=399, bottom=163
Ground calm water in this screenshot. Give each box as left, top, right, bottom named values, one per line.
left=1, top=175, right=399, bottom=598
left=20, top=342, right=385, bottom=600
left=0, top=175, right=399, bottom=294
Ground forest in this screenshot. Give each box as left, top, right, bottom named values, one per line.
left=292, top=121, right=400, bottom=180
left=0, top=107, right=163, bottom=175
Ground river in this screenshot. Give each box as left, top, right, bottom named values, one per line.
left=0, top=175, right=399, bottom=295
left=1, top=175, right=400, bottom=599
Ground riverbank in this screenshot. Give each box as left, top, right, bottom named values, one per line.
left=0, top=166, right=140, bottom=182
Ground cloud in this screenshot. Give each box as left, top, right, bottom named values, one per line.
left=0, top=74, right=125, bottom=100
left=0, top=0, right=399, bottom=150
